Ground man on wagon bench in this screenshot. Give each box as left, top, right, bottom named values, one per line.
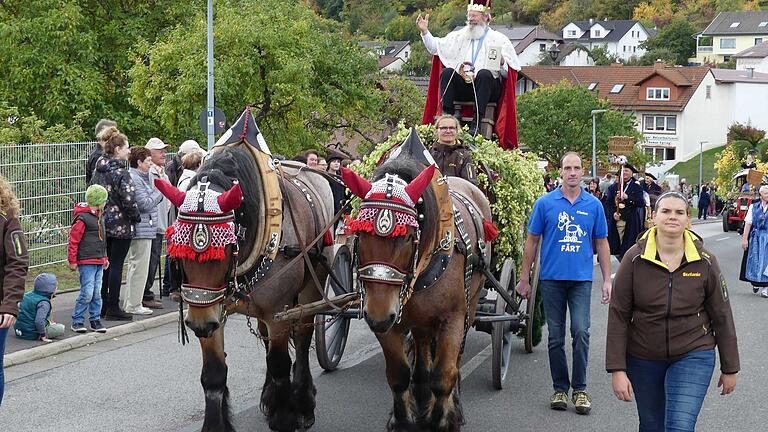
left=416, top=0, right=520, bottom=136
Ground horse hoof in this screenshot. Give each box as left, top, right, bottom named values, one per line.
left=296, top=413, right=315, bottom=430
left=268, top=411, right=297, bottom=432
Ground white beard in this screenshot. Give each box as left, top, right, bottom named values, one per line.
left=462, top=22, right=487, bottom=41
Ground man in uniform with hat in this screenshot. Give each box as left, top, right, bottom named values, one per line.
left=641, top=172, right=663, bottom=210
left=605, top=162, right=645, bottom=260
left=416, top=0, right=521, bottom=136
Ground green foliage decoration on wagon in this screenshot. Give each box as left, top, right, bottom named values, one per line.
left=354, top=123, right=544, bottom=270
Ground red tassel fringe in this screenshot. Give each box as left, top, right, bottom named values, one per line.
left=483, top=219, right=499, bottom=242
left=167, top=243, right=228, bottom=263
left=345, top=219, right=409, bottom=237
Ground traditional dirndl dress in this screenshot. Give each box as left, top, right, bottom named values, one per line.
left=741, top=202, right=768, bottom=286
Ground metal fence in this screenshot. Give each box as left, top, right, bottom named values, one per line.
left=0, top=142, right=95, bottom=269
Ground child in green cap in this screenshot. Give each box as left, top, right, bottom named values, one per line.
left=68, top=184, right=109, bottom=333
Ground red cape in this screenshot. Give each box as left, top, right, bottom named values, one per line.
left=421, top=56, right=518, bottom=150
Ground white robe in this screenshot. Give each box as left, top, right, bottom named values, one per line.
left=421, top=27, right=521, bottom=78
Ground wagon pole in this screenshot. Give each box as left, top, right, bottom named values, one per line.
left=273, top=292, right=360, bottom=323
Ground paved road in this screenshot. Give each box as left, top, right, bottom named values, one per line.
left=1, top=222, right=763, bottom=431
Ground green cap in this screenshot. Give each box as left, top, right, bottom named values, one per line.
left=86, top=184, right=108, bottom=207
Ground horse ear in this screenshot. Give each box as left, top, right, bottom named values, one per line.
left=404, top=164, right=436, bottom=203
left=154, top=179, right=186, bottom=208
left=340, top=167, right=372, bottom=199
left=217, top=182, right=243, bottom=213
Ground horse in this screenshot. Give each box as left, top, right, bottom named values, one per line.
left=341, top=155, right=494, bottom=432
left=155, top=109, right=336, bottom=432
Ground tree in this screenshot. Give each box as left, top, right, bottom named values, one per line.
left=589, top=45, right=619, bottom=65
left=129, top=0, right=388, bottom=158
left=641, top=18, right=697, bottom=66
left=633, top=0, right=675, bottom=28
left=400, top=43, right=433, bottom=76
left=0, top=103, right=86, bottom=144
left=636, top=48, right=678, bottom=65
left=590, top=0, right=642, bottom=21
left=517, top=80, right=641, bottom=167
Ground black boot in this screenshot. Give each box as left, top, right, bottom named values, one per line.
left=104, top=307, right=133, bottom=321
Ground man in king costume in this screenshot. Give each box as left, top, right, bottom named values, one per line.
left=418, top=0, right=521, bottom=147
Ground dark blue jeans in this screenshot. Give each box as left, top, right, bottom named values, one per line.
left=1, top=326, right=8, bottom=406
left=539, top=280, right=592, bottom=392
left=627, top=349, right=715, bottom=432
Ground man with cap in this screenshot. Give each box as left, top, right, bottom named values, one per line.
left=605, top=163, right=645, bottom=260
left=143, top=138, right=169, bottom=309
left=416, top=0, right=521, bottom=135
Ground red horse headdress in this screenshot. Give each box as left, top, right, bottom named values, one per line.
left=341, top=165, right=435, bottom=237
left=155, top=178, right=243, bottom=262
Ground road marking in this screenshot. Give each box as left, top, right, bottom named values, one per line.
left=460, top=344, right=492, bottom=380
left=715, top=237, right=730, bottom=241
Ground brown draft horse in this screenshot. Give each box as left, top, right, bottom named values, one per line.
left=342, top=157, right=493, bottom=431
left=157, top=133, right=334, bottom=431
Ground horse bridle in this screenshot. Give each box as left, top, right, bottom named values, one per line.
left=357, top=201, right=423, bottom=323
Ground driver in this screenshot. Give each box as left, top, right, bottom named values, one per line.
left=429, top=115, right=477, bottom=184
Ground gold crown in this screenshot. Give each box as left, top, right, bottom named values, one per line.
left=467, top=0, right=491, bottom=13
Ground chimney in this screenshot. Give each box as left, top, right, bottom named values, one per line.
left=747, top=67, right=755, bottom=78
left=654, top=59, right=665, bottom=70
left=589, top=18, right=594, bottom=25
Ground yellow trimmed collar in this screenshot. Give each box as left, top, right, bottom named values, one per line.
left=640, top=227, right=701, bottom=270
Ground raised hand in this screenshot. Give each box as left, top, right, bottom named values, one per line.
left=416, top=14, right=429, bottom=34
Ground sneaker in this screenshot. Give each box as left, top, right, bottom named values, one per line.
left=760, top=287, right=768, bottom=298
left=753, top=285, right=760, bottom=294
left=70, top=323, right=87, bottom=333
left=89, top=320, right=107, bottom=333
left=142, top=299, right=164, bottom=309
left=127, top=306, right=153, bottom=315
left=550, top=391, right=568, bottom=411
left=572, top=390, right=592, bottom=415
left=170, top=292, right=182, bottom=303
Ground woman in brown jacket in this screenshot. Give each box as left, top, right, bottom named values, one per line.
left=606, top=191, right=739, bottom=432
left=0, top=174, right=29, bottom=405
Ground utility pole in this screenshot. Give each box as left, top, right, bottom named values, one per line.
left=206, top=0, right=215, bottom=150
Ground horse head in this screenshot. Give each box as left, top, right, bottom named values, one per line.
left=342, top=163, right=435, bottom=333
left=155, top=177, right=243, bottom=338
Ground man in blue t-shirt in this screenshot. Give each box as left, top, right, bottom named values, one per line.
left=516, top=152, right=613, bottom=416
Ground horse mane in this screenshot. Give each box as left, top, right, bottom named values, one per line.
left=189, top=145, right=261, bottom=260
left=372, top=156, right=438, bottom=253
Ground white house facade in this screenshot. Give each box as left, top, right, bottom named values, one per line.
left=561, top=19, right=651, bottom=61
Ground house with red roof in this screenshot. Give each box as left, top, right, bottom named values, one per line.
left=519, top=62, right=768, bottom=175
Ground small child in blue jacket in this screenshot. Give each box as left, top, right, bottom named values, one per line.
left=13, top=273, right=65, bottom=342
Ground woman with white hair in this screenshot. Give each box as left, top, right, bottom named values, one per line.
left=741, top=184, right=768, bottom=296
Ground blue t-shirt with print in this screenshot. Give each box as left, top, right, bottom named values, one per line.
left=528, top=187, right=608, bottom=281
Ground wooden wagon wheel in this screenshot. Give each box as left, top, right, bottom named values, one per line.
left=315, top=244, right=353, bottom=371
left=491, top=258, right=517, bottom=390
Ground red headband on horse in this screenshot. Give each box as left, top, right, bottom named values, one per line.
left=155, top=178, right=243, bottom=262
left=341, top=165, right=435, bottom=237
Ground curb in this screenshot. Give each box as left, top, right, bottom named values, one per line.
left=4, top=312, right=179, bottom=368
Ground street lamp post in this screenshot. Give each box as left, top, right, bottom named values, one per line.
left=591, top=109, right=607, bottom=178
left=206, top=0, right=215, bottom=150
left=699, top=141, right=707, bottom=191
left=548, top=44, right=561, bottom=64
